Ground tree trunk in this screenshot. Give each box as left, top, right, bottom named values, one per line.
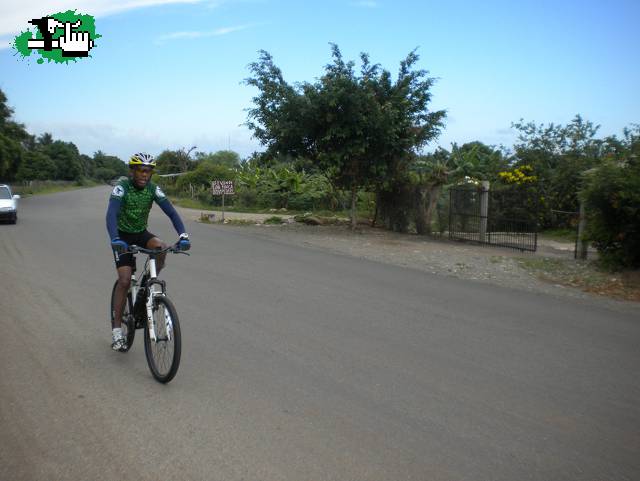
left=415, top=183, right=442, bottom=235
left=414, top=186, right=428, bottom=235
left=371, top=190, right=380, bottom=227
left=424, top=184, right=442, bottom=234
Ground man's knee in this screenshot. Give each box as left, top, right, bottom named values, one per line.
left=117, top=272, right=131, bottom=290
left=147, top=237, right=166, bottom=250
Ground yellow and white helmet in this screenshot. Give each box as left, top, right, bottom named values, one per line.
left=129, top=152, right=156, bottom=168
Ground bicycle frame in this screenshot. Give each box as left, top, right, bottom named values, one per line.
left=119, top=244, right=187, bottom=342
left=139, top=253, right=172, bottom=342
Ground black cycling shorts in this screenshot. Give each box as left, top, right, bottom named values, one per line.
left=113, top=229, right=157, bottom=270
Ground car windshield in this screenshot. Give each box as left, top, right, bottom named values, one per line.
left=0, top=187, right=11, bottom=200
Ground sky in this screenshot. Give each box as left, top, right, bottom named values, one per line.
left=1, top=0, right=639, bottom=162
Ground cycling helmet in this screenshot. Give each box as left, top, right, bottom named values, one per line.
left=129, top=152, right=156, bottom=168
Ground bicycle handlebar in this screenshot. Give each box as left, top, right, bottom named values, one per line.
left=124, top=243, right=190, bottom=256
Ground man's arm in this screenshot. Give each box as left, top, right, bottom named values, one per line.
left=157, top=199, right=186, bottom=235
left=106, top=198, right=122, bottom=240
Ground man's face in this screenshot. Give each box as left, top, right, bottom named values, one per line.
left=132, top=166, right=153, bottom=188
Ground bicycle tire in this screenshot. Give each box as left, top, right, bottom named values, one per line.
left=110, top=281, right=136, bottom=352
left=144, top=295, right=181, bottom=383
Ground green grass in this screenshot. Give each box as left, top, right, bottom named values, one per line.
left=538, top=228, right=577, bottom=243
left=197, top=212, right=258, bottom=226
left=169, top=195, right=371, bottom=219
left=517, top=257, right=598, bottom=290
left=171, top=197, right=288, bottom=213
left=517, top=257, right=570, bottom=275
left=223, top=219, right=258, bottom=226
left=264, top=216, right=285, bottom=224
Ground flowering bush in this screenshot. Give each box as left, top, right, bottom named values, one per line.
left=497, top=165, right=537, bottom=184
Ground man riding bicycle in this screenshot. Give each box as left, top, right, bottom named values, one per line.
left=106, top=153, right=190, bottom=351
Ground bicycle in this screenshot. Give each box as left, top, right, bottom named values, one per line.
left=110, top=244, right=189, bottom=383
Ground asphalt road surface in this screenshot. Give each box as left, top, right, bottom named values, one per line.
left=1, top=187, right=639, bottom=481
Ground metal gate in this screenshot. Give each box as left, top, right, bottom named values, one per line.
left=449, top=185, right=538, bottom=252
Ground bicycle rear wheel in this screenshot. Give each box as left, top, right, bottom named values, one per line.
left=110, top=281, right=136, bottom=352
left=144, top=295, right=181, bottom=383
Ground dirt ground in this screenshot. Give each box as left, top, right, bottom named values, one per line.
left=180, top=207, right=640, bottom=305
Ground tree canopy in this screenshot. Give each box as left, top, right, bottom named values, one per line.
left=0, top=88, right=126, bottom=183
left=245, top=44, right=446, bottom=227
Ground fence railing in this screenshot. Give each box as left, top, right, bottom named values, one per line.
left=449, top=185, right=538, bottom=252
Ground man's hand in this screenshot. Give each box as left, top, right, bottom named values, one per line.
left=177, top=233, right=191, bottom=251
left=111, top=238, right=128, bottom=254
left=58, top=20, right=94, bottom=57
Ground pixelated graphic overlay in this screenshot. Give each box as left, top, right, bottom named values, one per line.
left=12, top=10, right=100, bottom=64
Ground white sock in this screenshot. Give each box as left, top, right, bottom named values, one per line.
left=112, top=327, right=123, bottom=338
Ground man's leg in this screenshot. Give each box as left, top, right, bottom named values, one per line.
left=146, top=237, right=168, bottom=273
left=112, top=265, right=132, bottom=329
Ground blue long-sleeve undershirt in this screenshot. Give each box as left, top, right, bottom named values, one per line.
left=106, top=198, right=186, bottom=240
left=106, top=198, right=120, bottom=240
left=158, top=199, right=186, bottom=235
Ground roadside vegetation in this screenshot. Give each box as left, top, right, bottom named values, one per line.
left=11, top=179, right=101, bottom=196
left=538, top=228, right=578, bottom=243
left=516, top=257, right=640, bottom=302
left=0, top=45, right=638, bottom=279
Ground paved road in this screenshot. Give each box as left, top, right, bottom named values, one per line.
left=1, top=186, right=638, bottom=481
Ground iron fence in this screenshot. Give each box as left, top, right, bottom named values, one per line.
left=449, top=185, right=538, bottom=252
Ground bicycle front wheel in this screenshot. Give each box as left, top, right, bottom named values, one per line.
left=144, top=295, right=181, bottom=383
left=110, top=281, right=135, bottom=352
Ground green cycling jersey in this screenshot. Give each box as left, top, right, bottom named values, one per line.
left=110, top=178, right=167, bottom=233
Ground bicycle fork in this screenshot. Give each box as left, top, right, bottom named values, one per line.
left=144, top=258, right=171, bottom=342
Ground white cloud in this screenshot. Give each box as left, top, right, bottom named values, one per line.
left=156, top=24, right=253, bottom=43
left=0, top=36, right=13, bottom=50
left=24, top=120, right=261, bottom=160
left=0, top=0, right=207, bottom=38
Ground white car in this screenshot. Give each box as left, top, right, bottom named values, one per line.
left=0, top=184, right=20, bottom=224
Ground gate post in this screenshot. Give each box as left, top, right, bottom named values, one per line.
left=448, top=189, right=453, bottom=240
left=479, top=181, right=490, bottom=243
left=577, top=199, right=588, bottom=259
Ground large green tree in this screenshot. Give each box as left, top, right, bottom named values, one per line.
left=92, top=150, right=126, bottom=181
left=156, top=147, right=197, bottom=174
left=245, top=45, right=445, bottom=228
left=0, top=135, right=23, bottom=181
left=511, top=115, right=604, bottom=227
left=0, top=88, right=31, bottom=181
left=38, top=139, right=83, bottom=180
left=194, top=150, right=241, bottom=169
left=449, top=141, right=509, bottom=181
left=16, top=151, right=56, bottom=181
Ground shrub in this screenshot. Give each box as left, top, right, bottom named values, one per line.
left=264, top=216, right=284, bottom=224
left=580, top=157, right=640, bottom=269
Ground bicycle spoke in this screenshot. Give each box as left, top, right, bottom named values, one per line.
left=144, top=297, right=180, bottom=382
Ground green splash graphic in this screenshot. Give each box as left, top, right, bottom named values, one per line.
left=13, top=31, right=32, bottom=57
left=13, top=10, right=100, bottom=64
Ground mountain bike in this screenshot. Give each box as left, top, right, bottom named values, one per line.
left=110, top=244, right=189, bottom=383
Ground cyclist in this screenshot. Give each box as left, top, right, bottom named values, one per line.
left=106, top=152, right=191, bottom=351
